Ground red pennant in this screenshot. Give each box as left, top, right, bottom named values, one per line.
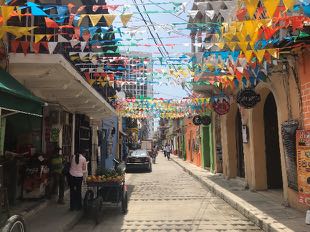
left=264, top=51, right=272, bottom=64
left=10, top=40, right=20, bottom=53
left=263, top=27, right=279, bottom=40
left=291, top=16, right=304, bottom=31
left=32, top=43, right=41, bottom=54
left=20, top=41, right=30, bottom=55
left=255, top=7, right=265, bottom=19
left=236, top=8, right=247, bottom=21
left=274, top=6, right=287, bottom=18
left=45, top=17, right=59, bottom=28
left=41, top=42, right=49, bottom=52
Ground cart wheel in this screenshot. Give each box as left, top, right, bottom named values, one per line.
left=121, top=191, right=128, bottom=214
left=94, top=197, right=103, bottom=224
left=83, top=190, right=94, bottom=214
left=2, top=215, right=26, bottom=232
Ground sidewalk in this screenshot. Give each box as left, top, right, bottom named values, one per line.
left=24, top=191, right=83, bottom=232
left=171, top=156, right=309, bottom=232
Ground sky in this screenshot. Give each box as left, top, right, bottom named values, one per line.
left=106, top=0, right=193, bottom=100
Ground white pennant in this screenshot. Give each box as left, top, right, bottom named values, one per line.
left=79, top=52, right=88, bottom=60
left=80, top=42, right=87, bottom=52
left=195, top=2, right=209, bottom=12
left=58, top=34, right=68, bottom=43
left=70, top=40, right=80, bottom=48
left=205, top=10, right=215, bottom=20
left=48, top=42, right=58, bottom=54
left=188, top=10, right=199, bottom=19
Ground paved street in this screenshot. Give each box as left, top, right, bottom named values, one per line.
left=71, top=153, right=261, bottom=232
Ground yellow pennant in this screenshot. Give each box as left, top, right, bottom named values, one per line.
left=244, top=50, right=253, bottom=62
left=245, top=0, right=259, bottom=18
left=1, top=6, right=15, bottom=23
left=267, top=49, right=279, bottom=59
left=227, top=42, right=237, bottom=51
left=88, top=14, right=102, bottom=26
left=254, top=50, right=266, bottom=63
left=283, top=0, right=296, bottom=11
left=238, top=42, right=249, bottom=53
left=78, top=14, right=86, bottom=26
left=103, top=14, right=117, bottom=26
left=262, top=0, right=280, bottom=18
left=120, top=13, right=133, bottom=27
left=34, top=34, right=45, bottom=43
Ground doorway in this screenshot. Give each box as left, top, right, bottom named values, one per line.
left=235, top=110, right=245, bottom=178
left=264, top=93, right=283, bottom=189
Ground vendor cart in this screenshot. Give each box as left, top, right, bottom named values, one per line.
left=83, top=179, right=128, bottom=224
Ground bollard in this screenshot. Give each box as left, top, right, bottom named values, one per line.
left=306, top=210, right=310, bottom=225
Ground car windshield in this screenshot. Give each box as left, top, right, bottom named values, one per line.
left=130, top=149, right=147, bottom=157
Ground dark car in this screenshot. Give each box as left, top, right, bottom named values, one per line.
left=126, top=149, right=152, bottom=172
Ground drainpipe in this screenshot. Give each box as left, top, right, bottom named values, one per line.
left=71, top=113, right=75, bottom=156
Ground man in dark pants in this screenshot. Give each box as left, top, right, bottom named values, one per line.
left=48, top=147, right=65, bottom=204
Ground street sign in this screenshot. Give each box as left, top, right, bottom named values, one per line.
left=212, top=98, right=230, bottom=115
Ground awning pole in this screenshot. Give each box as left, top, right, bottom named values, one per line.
left=0, top=108, right=4, bottom=156
left=71, top=113, right=75, bottom=157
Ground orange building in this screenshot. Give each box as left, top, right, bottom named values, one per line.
left=299, top=50, right=310, bottom=129
left=184, top=118, right=202, bottom=167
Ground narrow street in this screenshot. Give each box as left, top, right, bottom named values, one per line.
left=71, top=153, right=261, bottom=232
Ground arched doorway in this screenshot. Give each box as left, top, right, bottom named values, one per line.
left=235, top=110, right=245, bottom=178
left=264, top=93, right=283, bottom=189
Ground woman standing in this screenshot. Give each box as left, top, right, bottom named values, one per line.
left=69, top=151, right=87, bottom=211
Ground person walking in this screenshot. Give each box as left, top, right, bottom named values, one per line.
left=48, top=147, right=65, bottom=204
left=69, top=150, right=87, bottom=211
left=166, top=144, right=171, bottom=160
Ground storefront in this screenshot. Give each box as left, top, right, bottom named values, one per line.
left=0, top=68, right=44, bottom=204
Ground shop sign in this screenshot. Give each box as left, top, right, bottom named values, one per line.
left=212, top=98, right=230, bottom=115
left=201, top=115, right=211, bottom=126
left=192, top=115, right=202, bottom=126
left=296, top=130, right=310, bottom=206
left=237, top=88, right=261, bottom=109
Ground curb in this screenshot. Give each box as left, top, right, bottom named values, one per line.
left=171, top=157, right=293, bottom=232
left=62, top=211, right=84, bottom=232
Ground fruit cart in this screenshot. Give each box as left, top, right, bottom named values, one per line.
left=83, top=169, right=128, bottom=224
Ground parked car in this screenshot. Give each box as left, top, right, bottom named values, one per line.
left=126, top=149, right=152, bottom=172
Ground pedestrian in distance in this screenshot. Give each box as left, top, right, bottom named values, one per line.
left=165, top=144, right=171, bottom=160
left=69, top=150, right=87, bottom=211
left=48, top=146, right=65, bottom=204
left=163, top=143, right=167, bottom=157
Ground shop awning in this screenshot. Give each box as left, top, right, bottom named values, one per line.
left=0, top=68, right=43, bottom=116
left=9, top=54, right=116, bottom=122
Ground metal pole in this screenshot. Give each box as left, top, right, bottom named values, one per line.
left=71, top=113, right=76, bottom=157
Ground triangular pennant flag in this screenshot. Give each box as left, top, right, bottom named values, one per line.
left=245, top=0, right=259, bottom=18
left=1, top=6, right=15, bottom=22
left=89, top=14, right=102, bottom=26
left=58, top=34, right=68, bottom=42
left=30, top=6, right=48, bottom=16
left=32, top=42, right=41, bottom=54
left=244, top=50, right=253, bottom=62
left=267, top=49, right=279, bottom=59
left=283, top=0, right=296, bottom=11
left=227, top=42, right=237, bottom=51
left=70, top=39, right=80, bottom=48
left=195, top=2, right=208, bottom=12
left=80, top=41, right=87, bottom=52
left=20, top=41, right=30, bottom=55
left=205, top=10, right=215, bottom=20
left=46, top=34, right=54, bottom=41
left=103, top=14, right=117, bottom=26
left=79, top=52, right=88, bottom=60
left=120, top=13, right=133, bottom=27
left=45, top=17, right=59, bottom=28
left=47, top=42, right=57, bottom=54
left=238, top=42, right=249, bottom=53
left=254, top=49, right=266, bottom=63
left=78, top=14, right=86, bottom=26
left=34, top=34, right=45, bottom=43
left=188, top=10, right=199, bottom=19
left=262, top=0, right=280, bottom=18
left=10, top=40, right=20, bottom=53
